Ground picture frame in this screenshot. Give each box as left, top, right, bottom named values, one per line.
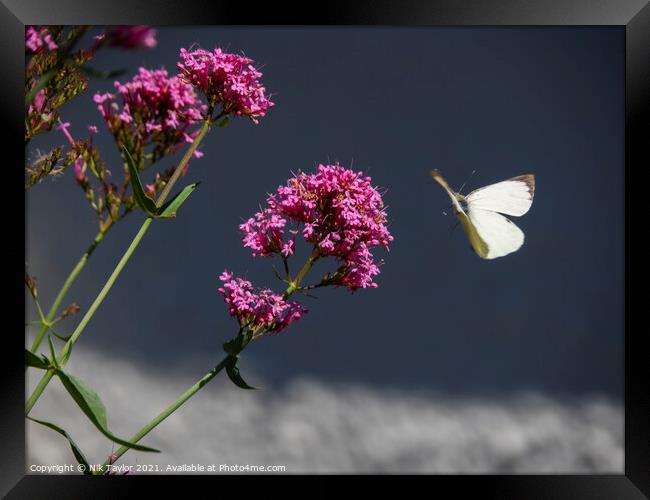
left=3, top=0, right=643, bottom=496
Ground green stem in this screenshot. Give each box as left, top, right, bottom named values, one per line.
left=25, top=370, right=54, bottom=415
left=100, top=251, right=320, bottom=470
left=33, top=299, right=47, bottom=324
left=97, top=355, right=231, bottom=473
left=26, top=119, right=212, bottom=415
left=58, top=219, right=152, bottom=364
left=155, top=119, right=210, bottom=207
left=29, top=231, right=106, bottom=353
left=26, top=218, right=153, bottom=416
left=285, top=247, right=319, bottom=297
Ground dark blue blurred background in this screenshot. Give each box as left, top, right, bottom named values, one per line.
left=27, top=27, right=624, bottom=400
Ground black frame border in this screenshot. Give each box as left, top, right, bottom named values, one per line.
left=3, top=1, right=645, bottom=497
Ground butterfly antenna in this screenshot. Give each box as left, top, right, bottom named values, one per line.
left=449, top=219, right=461, bottom=236
left=458, top=169, right=477, bottom=195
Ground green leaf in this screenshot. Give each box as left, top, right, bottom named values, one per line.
left=47, top=336, right=59, bottom=369
left=60, top=337, right=73, bottom=366
left=27, top=416, right=91, bottom=473
left=25, top=349, right=49, bottom=370
left=225, top=356, right=257, bottom=390
left=156, top=182, right=200, bottom=219
left=56, top=370, right=159, bottom=453
left=223, top=330, right=253, bottom=357
left=25, top=67, right=57, bottom=112
left=50, top=329, right=72, bottom=343
left=123, top=147, right=157, bottom=216
left=214, top=115, right=230, bottom=128
left=79, top=65, right=127, bottom=80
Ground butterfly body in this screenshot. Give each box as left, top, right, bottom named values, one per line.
left=431, top=170, right=535, bottom=259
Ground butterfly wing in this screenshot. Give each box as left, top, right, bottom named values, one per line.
left=457, top=210, right=490, bottom=258
left=467, top=207, right=525, bottom=259
left=431, top=170, right=490, bottom=258
left=465, top=175, right=535, bottom=217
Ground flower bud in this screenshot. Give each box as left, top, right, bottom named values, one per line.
left=61, top=303, right=81, bottom=318
left=25, top=272, right=38, bottom=300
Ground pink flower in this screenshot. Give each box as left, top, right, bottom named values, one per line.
left=218, top=271, right=306, bottom=334
left=25, top=26, right=58, bottom=53
left=56, top=121, right=75, bottom=147
left=281, top=240, right=295, bottom=257
left=27, top=89, right=48, bottom=121
left=53, top=120, right=90, bottom=184
left=73, top=156, right=86, bottom=184
left=104, top=26, right=157, bottom=49
left=240, top=164, right=393, bottom=291
left=32, top=89, right=46, bottom=111
left=240, top=208, right=287, bottom=257
left=94, top=67, right=206, bottom=159
left=338, top=243, right=381, bottom=290
left=177, top=47, right=274, bottom=123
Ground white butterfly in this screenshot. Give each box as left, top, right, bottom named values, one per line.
left=431, top=170, right=535, bottom=259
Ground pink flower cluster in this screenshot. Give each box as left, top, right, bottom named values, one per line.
left=177, top=48, right=274, bottom=123
left=25, top=26, right=58, bottom=54
left=241, top=164, right=393, bottom=290
left=94, top=67, right=205, bottom=157
left=102, top=26, right=157, bottom=49
left=218, top=271, right=306, bottom=334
